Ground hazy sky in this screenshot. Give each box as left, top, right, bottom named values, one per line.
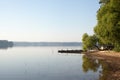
left=0, top=0, right=100, bottom=42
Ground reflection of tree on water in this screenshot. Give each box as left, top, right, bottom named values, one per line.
left=82, top=55, right=100, bottom=72
left=99, top=60, right=112, bottom=80
left=82, top=55, right=120, bottom=80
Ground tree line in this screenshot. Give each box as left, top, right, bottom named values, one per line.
left=82, top=0, right=120, bottom=52
left=0, top=40, right=13, bottom=49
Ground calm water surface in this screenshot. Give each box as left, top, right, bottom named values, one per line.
left=0, top=46, right=101, bottom=80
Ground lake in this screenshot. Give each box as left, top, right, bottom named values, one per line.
left=0, top=46, right=105, bottom=80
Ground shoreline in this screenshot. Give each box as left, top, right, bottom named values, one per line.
left=85, top=51, right=120, bottom=65
left=85, top=51, right=120, bottom=80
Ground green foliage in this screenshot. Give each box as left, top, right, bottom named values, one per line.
left=94, top=0, right=120, bottom=51
left=82, top=33, right=89, bottom=51
left=99, top=0, right=109, bottom=4
left=82, top=33, right=98, bottom=51
left=82, top=33, right=88, bottom=41
left=113, top=44, right=120, bottom=52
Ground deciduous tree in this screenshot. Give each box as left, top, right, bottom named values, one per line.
left=94, top=0, right=120, bottom=51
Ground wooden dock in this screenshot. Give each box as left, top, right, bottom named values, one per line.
left=58, top=49, right=83, bottom=53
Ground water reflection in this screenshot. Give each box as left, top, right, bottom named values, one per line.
left=82, top=55, right=120, bottom=80
left=0, top=46, right=13, bottom=50
left=82, top=55, right=100, bottom=72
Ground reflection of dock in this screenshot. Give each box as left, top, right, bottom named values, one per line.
left=58, top=49, right=83, bottom=53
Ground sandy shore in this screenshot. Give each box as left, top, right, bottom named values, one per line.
left=85, top=51, right=120, bottom=80
left=88, top=51, right=120, bottom=65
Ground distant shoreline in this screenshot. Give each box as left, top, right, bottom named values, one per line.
left=13, top=42, right=82, bottom=47
left=0, top=41, right=82, bottom=49
left=0, top=40, right=13, bottom=49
